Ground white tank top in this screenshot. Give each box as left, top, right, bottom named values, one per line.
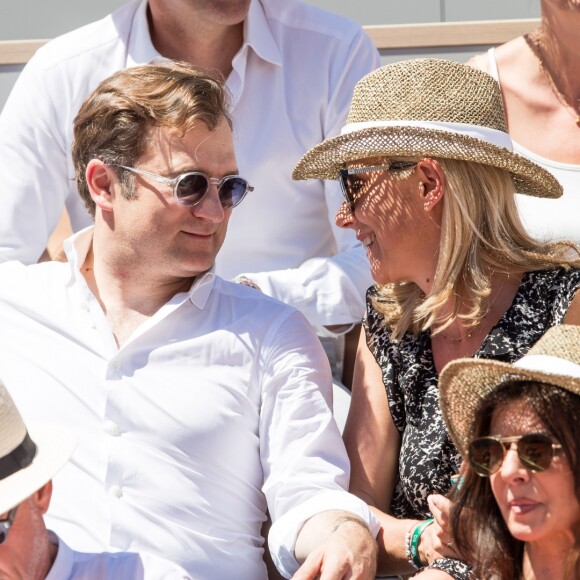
left=487, top=48, right=580, bottom=244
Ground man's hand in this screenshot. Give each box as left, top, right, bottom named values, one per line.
left=293, top=512, right=377, bottom=579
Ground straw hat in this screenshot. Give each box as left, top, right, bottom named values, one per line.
left=0, top=380, right=75, bottom=514
left=292, top=58, right=562, bottom=199
left=439, top=325, right=580, bottom=456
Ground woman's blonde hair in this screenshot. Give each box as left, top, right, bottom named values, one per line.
left=372, top=157, right=580, bottom=340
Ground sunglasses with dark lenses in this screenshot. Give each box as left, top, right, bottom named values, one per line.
left=116, top=165, right=253, bottom=209
left=468, top=433, right=563, bottom=477
left=338, top=161, right=417, bottom=211
left=0, top=506, right=18, bottom=544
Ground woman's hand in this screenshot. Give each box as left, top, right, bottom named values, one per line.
left=418, top=495, right=461, bottom=564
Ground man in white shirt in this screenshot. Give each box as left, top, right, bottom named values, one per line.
left=0, top=0, right=379, bottom=344
left=0, top=61, right=379, bottom=579
left=0, top=378, right=191, bottom=579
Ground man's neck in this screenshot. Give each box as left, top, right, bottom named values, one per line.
left=147, top=2, right=245, bottom=78
left=45, top=532, right=59, bottom=577
left=82, top=245, right=195, bottom=347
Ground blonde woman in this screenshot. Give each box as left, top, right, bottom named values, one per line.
left=293, top=59, right=580, bottom=579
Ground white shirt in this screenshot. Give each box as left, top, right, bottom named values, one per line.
left=0, top=0, right=379, bottom=328
left=46, top=532, right=191, bottom=579
left=0, top=228, right=379, bottom=580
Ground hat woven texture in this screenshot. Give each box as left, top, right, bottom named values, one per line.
left=292, top=58, right=561, bottom=199
left=0, top=380, right=75, bottom=514
left=439, top=325, right=580, bottom=457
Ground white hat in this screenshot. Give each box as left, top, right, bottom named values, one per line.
left=0, top=380, right=76, bottom=514
left=439, top=324, right=580, bottom=457
left=293, top=58, right=561, bottom=199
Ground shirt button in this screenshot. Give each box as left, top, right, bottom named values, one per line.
left=110, top=423, right=121, bottom=437
left=111, top=361, right=121, bottom=372
left=79, top=301, right=90, bottom=312
left=109, top=485, right=123, bottom=498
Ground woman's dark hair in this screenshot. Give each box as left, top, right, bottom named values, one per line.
left=450, top=380, right=580, bottom=579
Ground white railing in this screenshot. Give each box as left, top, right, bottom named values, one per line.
left=0, top=19, right=539, bottom=65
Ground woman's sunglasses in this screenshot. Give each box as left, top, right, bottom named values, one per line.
left=0, top=506, right=18, bottom=544
left=116, top=165, right=253, bottom=209
left=468, top=433, right=562, bottom=477
left=338, top=161, right=417, bottom=211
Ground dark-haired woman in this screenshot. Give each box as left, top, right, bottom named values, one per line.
left=439, top=324, right=580, bottom=579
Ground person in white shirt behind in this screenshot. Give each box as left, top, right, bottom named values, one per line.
left=0, top=379, right=191, bottom=580
left=0, top=60, right=379, bottom=579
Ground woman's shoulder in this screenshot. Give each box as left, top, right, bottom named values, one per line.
left=364, top=287, right=392, bottom=340
left=364, top=287, right=423, bottom=361
left=517, top=267, right=580, bottom=301
left=518, top=267, right=580, bottom=318
left=468, top=36, right=529, bottom=75
left=523, top=266, right=580, bottom=287
left=493, top=35, right=531, bottom=68
left=477, top=267, right=580, bottom=361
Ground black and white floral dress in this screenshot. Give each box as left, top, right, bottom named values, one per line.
left=363, top=268, right=580, bottom=579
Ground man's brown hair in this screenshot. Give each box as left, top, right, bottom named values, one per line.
left=72, top=61, right=232, bottom=217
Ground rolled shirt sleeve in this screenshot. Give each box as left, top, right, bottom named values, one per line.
left=258, top=309, right=380, bottom=578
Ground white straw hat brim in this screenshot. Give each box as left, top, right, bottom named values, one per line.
left=439, top=325, right=580, bottom=456
left=292, top=125, right=562, bottom=199
left=0, top=423, right=76, bottom=514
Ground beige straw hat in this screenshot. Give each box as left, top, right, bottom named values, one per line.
left=439, top=325, right=580, bottom=457
left=0, top=379, right=76, bottom=514
left=292, top=58, right=562, bottom=199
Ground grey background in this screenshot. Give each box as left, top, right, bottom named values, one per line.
left=0, top=0, right=541, bottom=109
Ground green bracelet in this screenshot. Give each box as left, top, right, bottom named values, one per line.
left=409, top=517, right=434, bottom=569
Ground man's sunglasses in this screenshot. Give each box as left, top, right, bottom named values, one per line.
left=468, top=433, right=563, bottom=477
left=116, top=165, right=254, bottom=209
left=0, top=506, right=18, bottom=544
left=338, top=161, right=417, bottom=211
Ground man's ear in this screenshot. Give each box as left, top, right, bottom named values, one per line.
left=416, top=158, right=445, bottom=212
left=31, top=480, right=53, bottom=515
left=85, top=159, right=116, bottom=213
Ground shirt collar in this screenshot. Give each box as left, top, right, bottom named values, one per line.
left=126, top=0, right=163, bottom=66
left=187, top=269, right=216, bottom=310
left=243, top=0, right=282, bottom=67
left=45, top=532, right=73, bottom=580
left=63, top=226, right=94, bottom=285
left=124, top=1, right=281, bottom=68
left=63, top=226, right=216, bottom=309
